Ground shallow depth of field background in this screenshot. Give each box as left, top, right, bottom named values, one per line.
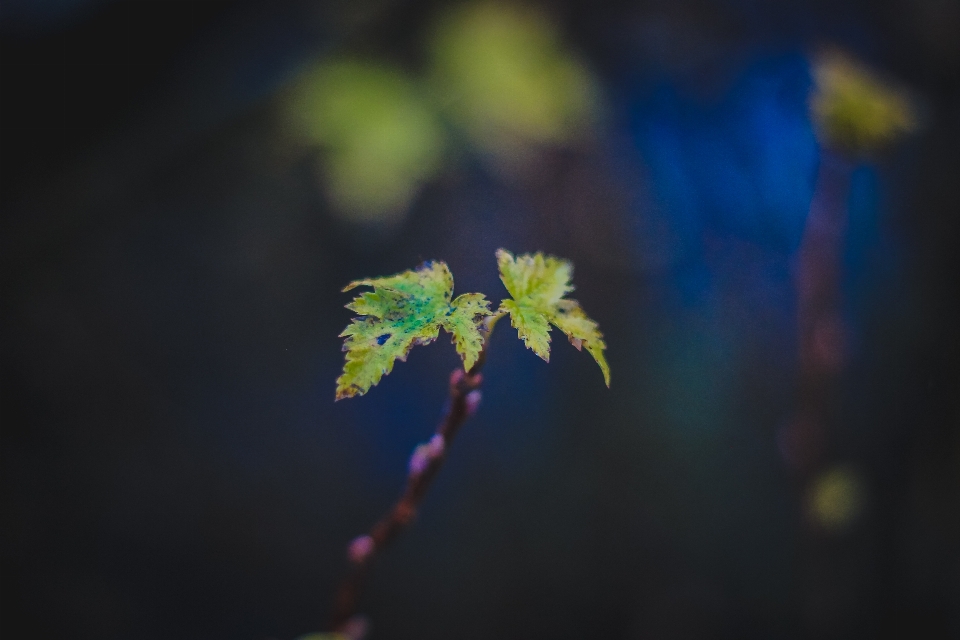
left=2, top=1, right=958, bottom=639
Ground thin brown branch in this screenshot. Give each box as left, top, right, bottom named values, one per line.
left=329, top=316, right=500, bottom=634
left=780, top=152, right=853, bottom=476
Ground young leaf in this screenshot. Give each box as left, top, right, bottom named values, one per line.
left=336, top=261, right=491, bottom=400
left=810, top=50, right=915, bottom=155
left=496, top=249, right=610, bottom=386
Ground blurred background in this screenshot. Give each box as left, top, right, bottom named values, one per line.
left=2, top=1, right=958, bottom=638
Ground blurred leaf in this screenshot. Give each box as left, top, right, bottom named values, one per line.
left=810, top=50, right=915, bottom=155
left=497, top=249, right=610, bottom=386
left=288, top=60, right=445, bottom=224
left=336, top=261, right=491, bottom=399
left=428, top=2, right=596, bottom=165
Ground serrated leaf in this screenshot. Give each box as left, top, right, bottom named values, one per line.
left=500, top=298, right=552, bottom=361
left=336, top=261, right=491, bottom=399
left=496, top=249, right=610, bottom=386
left=497, top=249, right=572, bottom=307
left=443, top=293, right=490, bottom=371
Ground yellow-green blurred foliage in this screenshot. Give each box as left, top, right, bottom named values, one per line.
left=810, top=51, right=915, bottom=155
left=428, top=2, right=597, bottom=168
left=281, top=3, right=600, bottom=226
left=807, top=465, right=865, bottom=533
left=286, top=60, right=445, bottom=225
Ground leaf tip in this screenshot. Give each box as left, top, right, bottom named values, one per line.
left=592, top=349, right=611, bottom=388
left=335, top=379, right=362, bottom=401
left=342, top=279, right=367, bottom=293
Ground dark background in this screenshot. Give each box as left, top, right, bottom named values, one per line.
left=2, top=1, right=958, bottom=639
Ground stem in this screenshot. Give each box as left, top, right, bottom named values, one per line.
left=329, top=314, right=503, bottom=634
left=783, top=151, right=853, bottom=475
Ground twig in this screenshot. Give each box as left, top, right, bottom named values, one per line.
left=781, top=152, right=852, bottom=474
left=329, top=316, right=500, bottom=633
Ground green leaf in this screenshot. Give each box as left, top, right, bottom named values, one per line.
left=810, top=51, right=914, bottom=155
left=496, top=249, right=610, bottom=386
left=336, top=261, right=491, bottom=400
left=499, top=298, right=552, bottom=361
left=443, top=292, right=490, bottom=371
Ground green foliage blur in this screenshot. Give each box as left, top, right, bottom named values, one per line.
left=283, top=2, right=598, bottom=227
left=287, top=61, right=444, bottom=225
left=810, top=50, right=915, bottom=155
left=427, top=3, right=596, bottom=169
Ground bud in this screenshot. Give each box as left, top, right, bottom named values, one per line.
left=347, top=535, right=375, bottom=564
left=428, top=434, right=446, bottom=457
left=408, top=443, right=431, bottom=477
left=340, top=615, right=370, bottom=640
left=465, top=390, right=482, bottom=417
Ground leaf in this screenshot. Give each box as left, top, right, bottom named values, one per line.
left=336, top=261, right=491, bottom=400
left=810, top=50, right=914, bottom=155
left=443, top=292, right=490, bottom=370
left=499, top=298, right=551, bottom=361
left=496, top=249, right=610, bottom=386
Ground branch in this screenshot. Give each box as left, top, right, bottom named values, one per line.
left=781, top=152, right=853, bottom=475
left=329, top=315, right=501, bottom=634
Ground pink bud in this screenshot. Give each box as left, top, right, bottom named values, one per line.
left=409, top=444, right=429, bottom=476
left=347, top=535, right=374, bottom=564
left=465, top=390, right=482, bottom=417
left=428, top=434, right=446, bottom=457
left=341, top=615, right=370, bottom=640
